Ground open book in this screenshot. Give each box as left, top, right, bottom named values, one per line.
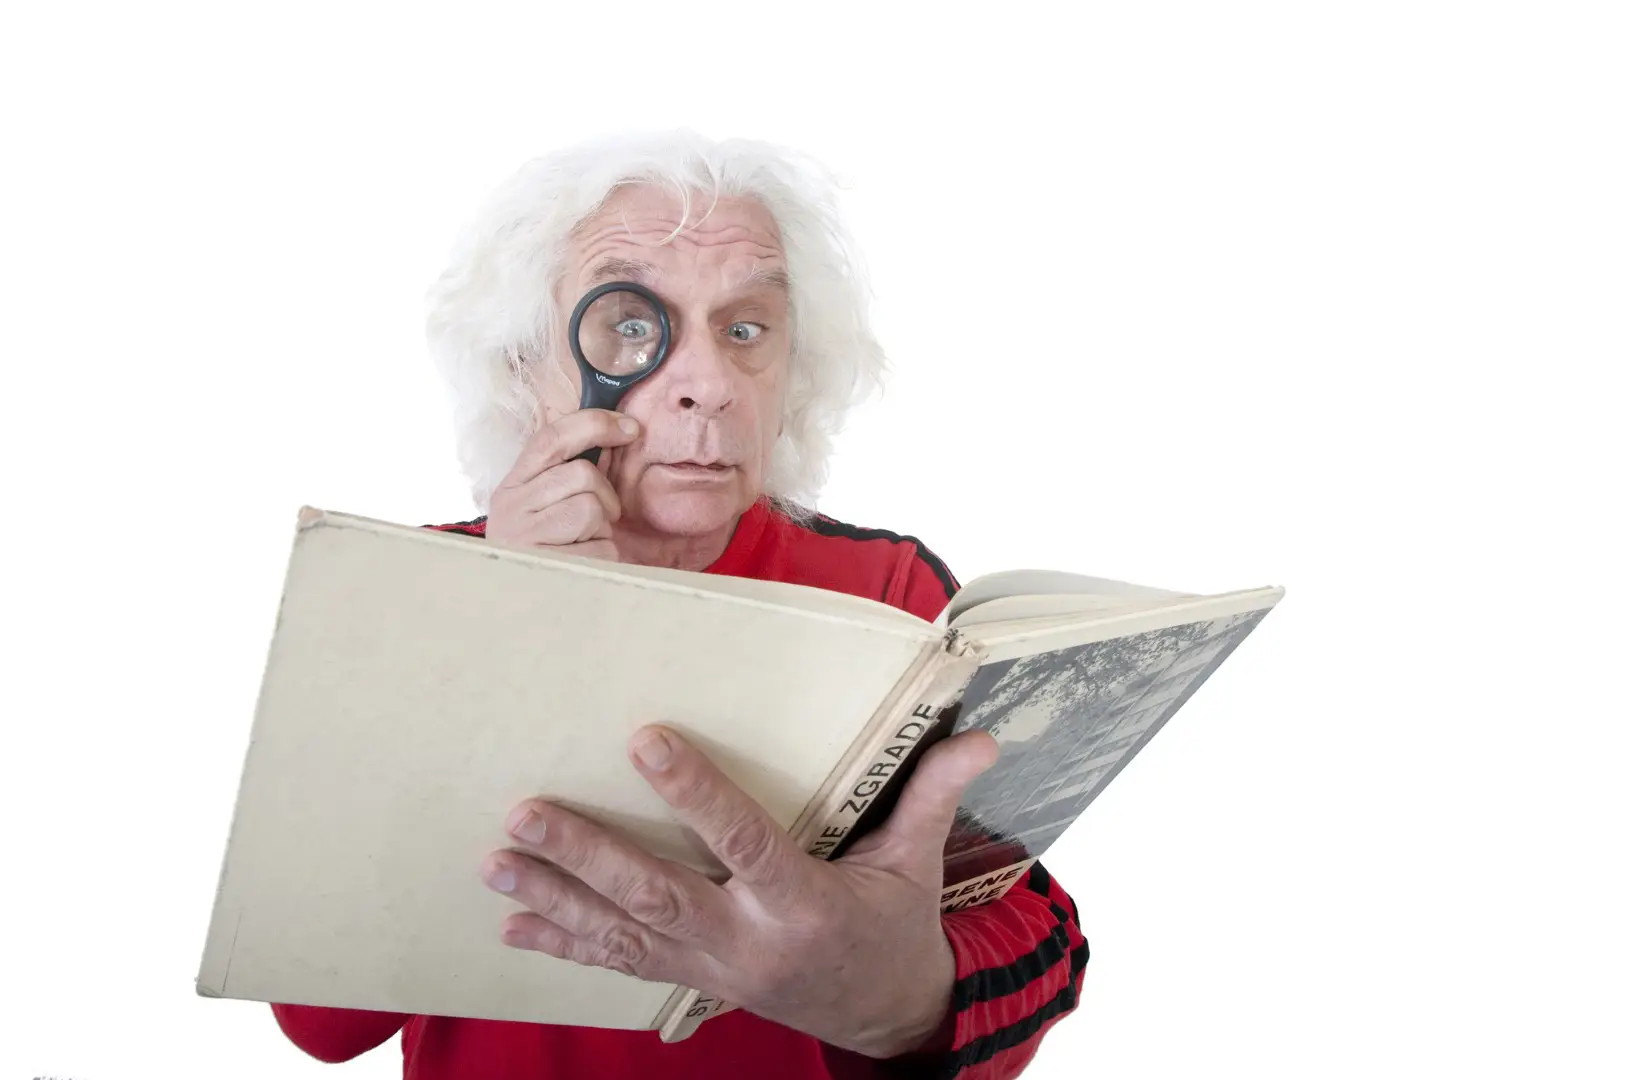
left=195, top=508, right=1282, bottom=1042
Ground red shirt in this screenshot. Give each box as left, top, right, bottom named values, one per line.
left=271, top=499, right=1088, bottom=1078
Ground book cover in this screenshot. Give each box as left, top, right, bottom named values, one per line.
left=938, top=609, right=1272, bottom=910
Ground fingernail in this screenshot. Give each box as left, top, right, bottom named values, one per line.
left=486, top=865, right=517, bottom=894
left=632, top=730, right=672, bottom=770
left=619, top=417, right=639, bottom=436
left=507, top=806, right=547, bottom=845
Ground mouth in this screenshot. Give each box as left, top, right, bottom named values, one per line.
left=656, top=460, right=735, bottom=478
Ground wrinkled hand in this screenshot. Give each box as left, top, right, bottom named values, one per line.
left=484, top=408, right=637, bottom=561
left=482, top=725, right=999, bottom=1059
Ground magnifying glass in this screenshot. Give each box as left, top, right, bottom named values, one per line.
left=566, top=281, right=671, bottom=465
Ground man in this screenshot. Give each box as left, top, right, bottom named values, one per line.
left=270, top=131, right=1088, bottom=1078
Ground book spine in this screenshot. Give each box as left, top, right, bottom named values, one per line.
left=658, top=637, right=982, bottom=1043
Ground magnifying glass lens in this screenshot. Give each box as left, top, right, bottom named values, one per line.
left=577, top=290, right=665, bottom=377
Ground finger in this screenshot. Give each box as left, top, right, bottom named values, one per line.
left=507, top=411, right=639, bottom=487
left=865, top=731, right=999, bottom=874
left=489, top=488, right=614, bottom=548
left=519, top=458, right=622, bottom=523
left=501, top=912, right=727, bottom=1004
left=531, top=491, right=614, bottom=545
left=483, top=850, right=685, bottom=983
left=499, top=912, right=664, bottom=981
left=503, top=798, right=731, bottom=943
left=499, top=910, right=573, bottom=955
left=627, top=725, right=802, bottom=888
left=554, top=538, right=620, bottom=562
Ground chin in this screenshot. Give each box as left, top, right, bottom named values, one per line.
left=635, top=486, right=751, bottom=538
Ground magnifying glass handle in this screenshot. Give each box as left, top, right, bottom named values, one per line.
left=569, top=388, right=620, bottom=467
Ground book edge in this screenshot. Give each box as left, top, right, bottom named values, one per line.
left=197, top=511, right=313, bottom=996
left=300, top=507, right=938, bottom=640
left=965, top=586, right=1284, bottom=663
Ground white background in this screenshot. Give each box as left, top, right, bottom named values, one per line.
left=2, top=2, right=1621, bottom=1077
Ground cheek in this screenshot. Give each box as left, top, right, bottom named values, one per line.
left=614, top=390, right=660, bottom=437
left=533, top=354, right=581, bottom=421
left=759, top=369, right=789, bottom=444
left=731, top=375, right=783, bottom=469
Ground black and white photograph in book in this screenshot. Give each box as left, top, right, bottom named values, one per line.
left=941, top=610, right=1273, bottom=888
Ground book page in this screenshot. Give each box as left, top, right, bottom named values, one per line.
left=939, top=567, right=1193, bottom=627
left=961, top=587, right=1282, bottom=664
left=196, top=510, right=941, bottom=1030
left=948, top=592, right=1151, bottom=629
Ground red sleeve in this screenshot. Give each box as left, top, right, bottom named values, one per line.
left=424, top=516, right=488, bottom=537
left=270, top=1003, right=409, bottom=1063
left=933, top=863, right=1087, bottom=1077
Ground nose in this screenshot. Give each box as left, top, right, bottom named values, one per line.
left=657, top=322, right=736, bottom=417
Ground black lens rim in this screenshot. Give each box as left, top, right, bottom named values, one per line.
left=567, top=280, right=672, bottom=396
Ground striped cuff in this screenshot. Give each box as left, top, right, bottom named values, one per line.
left=936, top=862, right=1089, bottom=1078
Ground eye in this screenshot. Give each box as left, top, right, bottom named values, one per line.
left=614, top=318, right=655, bottom=341
left=725, top=321, right=764, bottom=342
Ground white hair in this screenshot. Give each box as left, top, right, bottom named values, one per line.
left=423, top=129, right=888, bottom=517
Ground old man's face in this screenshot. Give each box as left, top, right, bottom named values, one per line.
left=539, top=184, right=791, bottom=542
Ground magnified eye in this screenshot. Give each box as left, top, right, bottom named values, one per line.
left=615, top=318, right=655, bottom=341
left=726, top=322, right=764, bottom=342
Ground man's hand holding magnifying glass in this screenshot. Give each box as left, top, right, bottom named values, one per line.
left=484, top=408, right=639, bottom=560
left=486, top=280, right=672, bottom=561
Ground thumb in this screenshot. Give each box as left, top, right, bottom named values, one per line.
left=871, top=730, right=999, bottom=874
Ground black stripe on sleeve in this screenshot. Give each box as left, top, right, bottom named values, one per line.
left=945, top=959, right=1086, bottom=1073
left=950, top=903, right=1076, bottom=1011
left=800, top=513, right=961, bottom=598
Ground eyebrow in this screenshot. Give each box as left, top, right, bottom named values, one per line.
left=738, top=267, right=792, bottom=293
left=582, top=258, right=792, bottom=295
left=584, top=257, right=658, bottom=287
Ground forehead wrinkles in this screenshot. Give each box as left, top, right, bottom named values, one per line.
left=570, top=192, right=784, bottom=263
left=570, top=238, right=788, bottom=312
left=573, top=222, right=783, bottom=265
